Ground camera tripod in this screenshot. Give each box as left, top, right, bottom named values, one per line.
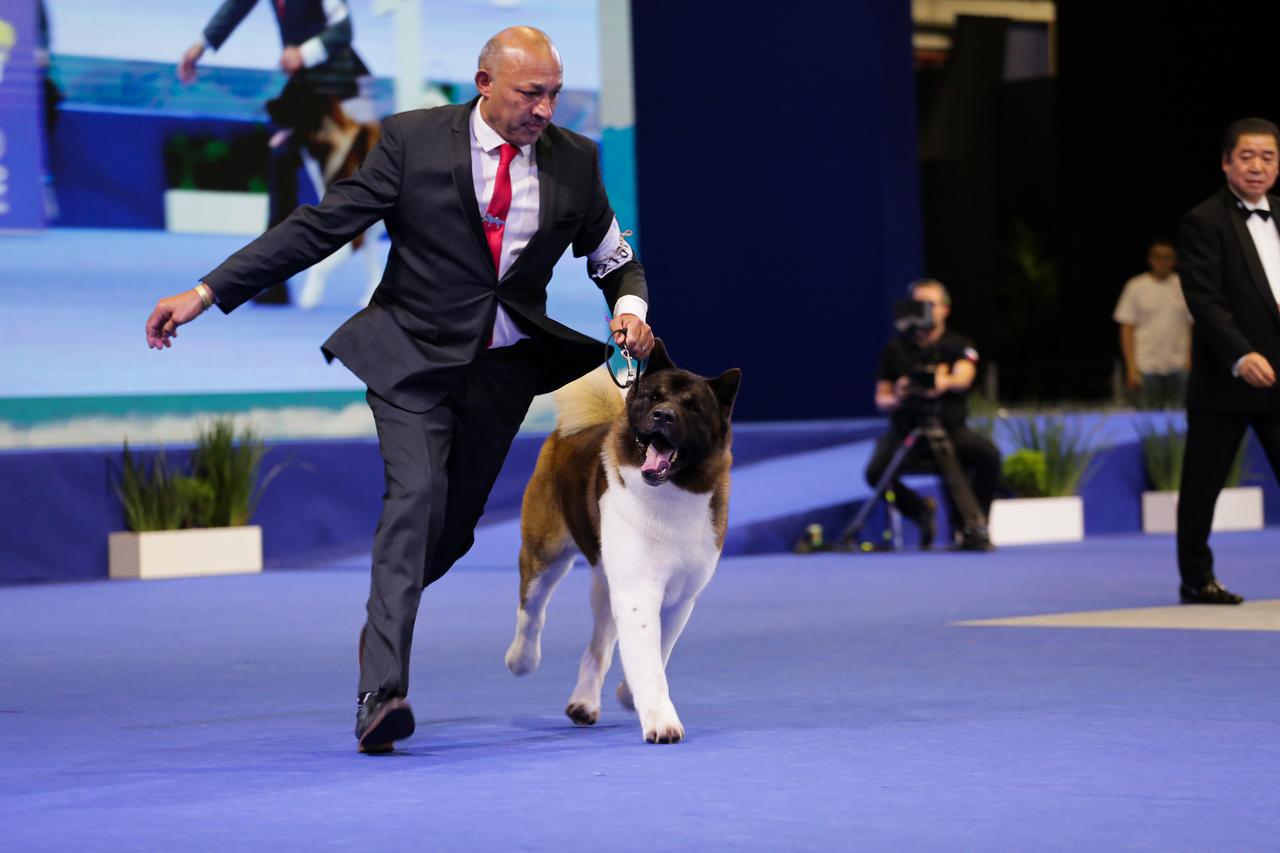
left=839, top=412, right=989, bottom=551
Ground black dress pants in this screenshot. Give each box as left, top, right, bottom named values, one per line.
left=864, top=427, right=1001, bottom=529
left=251, top=133, right=304, bottom=304
left=360, top=341, right=544, bottom=698
left=1176, top=409, right=1280, bottom=586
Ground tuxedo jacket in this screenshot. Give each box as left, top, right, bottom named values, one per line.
left=1178, top=187, right=1280, bottom=412
left=202, top=0, right=368, bottom=99
left=203, top=100, right=648, bottom=412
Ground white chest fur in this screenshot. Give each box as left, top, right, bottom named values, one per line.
left=597, top=446, right=722, bottom=607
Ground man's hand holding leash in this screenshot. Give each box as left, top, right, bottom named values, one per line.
left=610, top=313, right=654, bottom=360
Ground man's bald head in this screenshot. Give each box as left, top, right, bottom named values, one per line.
left=475, top=27, right=564, bottom=147
left=478, top=27, right=561, bottom=75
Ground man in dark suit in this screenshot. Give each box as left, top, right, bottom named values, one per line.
left=147, top=27, right=655, bottom=752
left=1176, top=117, right=1280, bottom=605
left=178, top=0, right=371, bottom=303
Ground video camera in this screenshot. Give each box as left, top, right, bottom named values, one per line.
left=893, top=298, right=939, bottom=394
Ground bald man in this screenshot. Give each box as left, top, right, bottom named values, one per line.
left=146, top=27, right=653, bottom=753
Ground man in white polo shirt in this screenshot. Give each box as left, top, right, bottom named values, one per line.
left=1114, top=238, right=1192, bottom=409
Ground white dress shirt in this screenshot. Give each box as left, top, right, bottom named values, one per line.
left=1229, top=190, right=1280, bottom=375
left=470, top=105, right=646, bottom=348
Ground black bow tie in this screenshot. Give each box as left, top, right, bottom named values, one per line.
left=1238, top=204, right=1272, bottom=221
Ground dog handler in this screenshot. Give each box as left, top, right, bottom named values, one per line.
left=146, top=27, right=653, bottom=753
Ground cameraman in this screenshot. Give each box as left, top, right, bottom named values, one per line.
left=865, top=279, right=1001, bottom=550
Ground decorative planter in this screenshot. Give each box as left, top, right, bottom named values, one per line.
left=108, top=526, right=263, bottom=580
left=164, top=189, right=268, bottom=236
left=988, top=496, right=1085, bottom=546
left=1141, top=486, right=1264, bottom=534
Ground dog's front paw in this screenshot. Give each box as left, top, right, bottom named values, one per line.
left=565, top=701, right=600, bottom=726
left=640, top=703, right=684, bottom=744
left=615, top=680, right=636, bottom=712
left=504, top=637, right=540, bottom=676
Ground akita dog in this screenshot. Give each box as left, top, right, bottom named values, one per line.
left=505, top=340, right=741, bottom=743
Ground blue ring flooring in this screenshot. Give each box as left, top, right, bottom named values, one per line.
left=2, top=531, right=1277, bottom=850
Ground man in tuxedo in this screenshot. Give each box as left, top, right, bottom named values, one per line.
left=146, top=27, right=655, bottom=752
left=178, top=0, right=371, bottom=303
left=1175, top=117, right=1280, bottom=605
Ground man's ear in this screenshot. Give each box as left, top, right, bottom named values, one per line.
left=709, top=368, right=742, bottom=425
left=645, top=337, right=677, bottom=374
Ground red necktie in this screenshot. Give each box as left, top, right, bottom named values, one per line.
left=276, top=0, right=286, bottom=20
left=484, top=144, right=519, bottom=276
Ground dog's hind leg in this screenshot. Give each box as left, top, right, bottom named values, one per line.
left=505, top=542, right=576, bottom=676
left=565, top=564, right=618, bottom=726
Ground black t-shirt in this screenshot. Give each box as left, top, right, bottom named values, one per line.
left=877, top=329, right=980, bottom=433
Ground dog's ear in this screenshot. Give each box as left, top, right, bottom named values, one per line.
left=644, top=337, right=677, bottom=375
left=709, top=368, right=742, bottom=424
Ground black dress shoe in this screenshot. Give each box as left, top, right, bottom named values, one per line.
left=1179, top=580, right=1244, bottom=605
left=911, top=497, right=938, bottom=550
left=355, top=692, right=415, bottom=754
left=951, top=534, right=995, bottom=552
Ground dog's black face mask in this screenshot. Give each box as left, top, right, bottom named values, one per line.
left=624, top=339, right=742, bottom=487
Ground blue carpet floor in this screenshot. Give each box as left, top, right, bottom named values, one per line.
left=2, top=531, right=1278, bottom=850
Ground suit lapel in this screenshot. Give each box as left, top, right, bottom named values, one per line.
left=449, top=99, right=500, bottom=279
left=1222, top=188, right=1280, bottom=318
left=502, top=130, right=558, bottom=284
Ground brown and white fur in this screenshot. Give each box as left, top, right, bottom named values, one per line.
left=505, top=340, right=741, bottom=743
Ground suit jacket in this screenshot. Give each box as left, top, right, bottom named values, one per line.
left=203, top=0, right=368, bottom=99
left=1178, top=187, right=1280, bottom=412
left=203, top=100, right=648, bottom=412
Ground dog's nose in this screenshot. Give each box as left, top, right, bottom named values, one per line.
left=651, top=408, right=675, bottom=424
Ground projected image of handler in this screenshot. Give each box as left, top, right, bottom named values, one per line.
left=844, top=279, right=1001, bottom=551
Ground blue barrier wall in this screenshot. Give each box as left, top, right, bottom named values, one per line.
left=629, top=4, right=924, bottom=420
left=50, top=108, right=264, bottom=230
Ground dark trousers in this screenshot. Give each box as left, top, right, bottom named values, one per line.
left=360, top=341, right=544, bottom=698
left=252, top=134, right=305, bottom=304
left=864, top=427, right=1002, bottom=530
left=1176, top=409, right=1280, bottom=586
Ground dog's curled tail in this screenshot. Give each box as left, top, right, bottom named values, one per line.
left=554, top=366, right=626, bottom=436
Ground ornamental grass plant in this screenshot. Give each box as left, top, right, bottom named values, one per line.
left=118, top=418, right=280, bottom=532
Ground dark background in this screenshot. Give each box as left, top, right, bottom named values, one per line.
left=634, top=1, right=1280, bottom=417
left=629, top=3, right=923, bottom=421
left=925, top=0, right=1280, bottom=403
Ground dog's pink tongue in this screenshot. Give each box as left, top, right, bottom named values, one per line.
left=643, top=444, right=674, bottom=476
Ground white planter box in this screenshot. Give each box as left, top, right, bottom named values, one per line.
left=108, top=526, right=263, bottom=580
left=988, top=496, right=1085, bottom=546
left=164, top=189, right=268, bottom=236
left=1141, top=486, right=1264, bottom=534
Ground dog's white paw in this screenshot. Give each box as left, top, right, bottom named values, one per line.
left=565, top=700, right=600, bottom=726
left=504, top=638, right=540, bottom=676
left=640, top=702, right=684, bottom=744
left=615, top=680, right=636, bottom=712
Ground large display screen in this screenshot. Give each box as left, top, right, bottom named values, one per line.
left=0, top=0, right=637, bottom=444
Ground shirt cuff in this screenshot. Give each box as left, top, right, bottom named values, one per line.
left=1232, top=355, right=1247, bottom=377
left=614, top=295, right=647, bottom=323
left=587, top=217, right=637, bottom=280
left=298, top=36, right=329, bottom=69
left=201, top=34, right=213, bottom=51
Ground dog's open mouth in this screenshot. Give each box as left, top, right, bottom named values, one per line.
left=639, top=433, right=680, bottom=486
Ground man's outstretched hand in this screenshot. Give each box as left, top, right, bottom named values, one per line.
left=178, top=41, right=205, bottom=84
left=146, top=287, right=209, bottom=349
